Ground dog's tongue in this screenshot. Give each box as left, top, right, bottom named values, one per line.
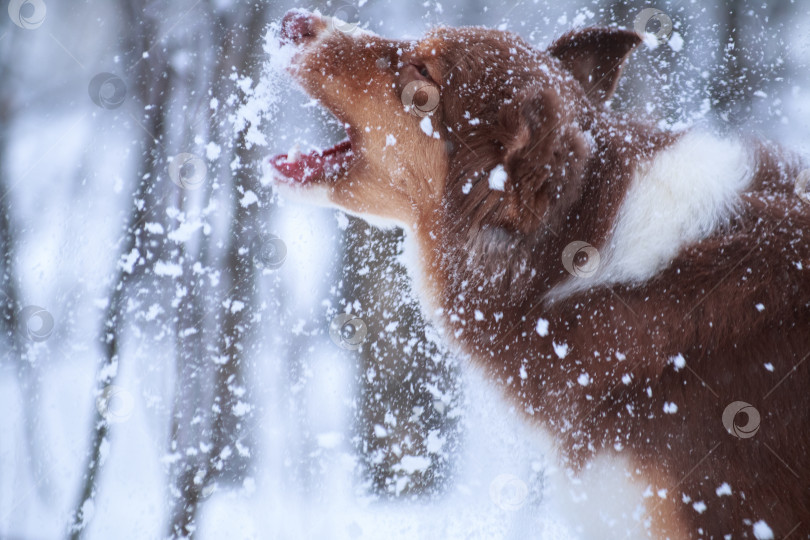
left=270, top=140, right=353, bottom=184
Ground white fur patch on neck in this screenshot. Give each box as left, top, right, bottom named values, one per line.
left=401, top=228, right=444, bottom=320
left=549, top=131, right=754, bottom=300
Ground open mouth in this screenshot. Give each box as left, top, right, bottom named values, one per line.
left=270, top=138, right=355, bottom=185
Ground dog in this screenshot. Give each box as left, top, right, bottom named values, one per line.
left=269, top=9, right=810, bottom=539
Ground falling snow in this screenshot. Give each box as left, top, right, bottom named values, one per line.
left=488, top=164, right=507, bottom=191
left=753, top=520, right=775, bottom=540
left=535, top=317, right=550, bottom=337
left=3, top=2, right=809, bottom=540
left=716, top=483, right=732, bottom=496
left=419, top=116, right=434, bottom=137
left=553, top=341, right=570, bottom=359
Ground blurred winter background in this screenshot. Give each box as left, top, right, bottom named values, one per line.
left=0, top=0, right=808, bottom=538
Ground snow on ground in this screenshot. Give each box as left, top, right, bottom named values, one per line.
left=197, top=365, right=571, bottom=540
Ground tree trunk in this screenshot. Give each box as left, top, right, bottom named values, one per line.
left=69, top=4, right=172, bottom=536
left=166, top=3, right=270, bottom=537
left=340, top=221, right=461, bottom=497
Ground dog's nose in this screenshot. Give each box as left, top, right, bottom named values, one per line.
left=281, top=10, right=317, bottom=44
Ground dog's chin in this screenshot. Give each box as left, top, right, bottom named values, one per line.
left=267, top=168, right=410, bottom=232
left=268, top=176, right=333, bottom=209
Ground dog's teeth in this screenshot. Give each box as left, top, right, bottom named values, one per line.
left=286, top=143, right=301, bottom=162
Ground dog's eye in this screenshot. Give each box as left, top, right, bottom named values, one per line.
left=410, top=63, right=432, bottom=80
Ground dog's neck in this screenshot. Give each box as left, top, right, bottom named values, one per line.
left=401, top=115, right=679, bottom=465
left=413, top=114, right=676, bottom=321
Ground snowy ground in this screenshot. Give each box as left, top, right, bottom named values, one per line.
left=0, top=290, right=566, bottom=539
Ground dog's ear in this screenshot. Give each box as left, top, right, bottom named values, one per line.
left=488, top=86, right=589, bottom=233
left=548, top=27, right=641, bottom=104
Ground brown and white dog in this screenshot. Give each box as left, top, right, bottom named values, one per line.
left=269, top=9, right=810, bottom=539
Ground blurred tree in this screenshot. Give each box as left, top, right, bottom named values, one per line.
left=602, top=0, right=793, bottom=131
left=707, top=0, right=791, bottom=129
left=207, top=0, right=270, bottom=505
left=69, top=1, right=175, bottom=536
left=68, top=0, right=276, bottom=536
left=162, top=1, right=272, bottom=537
left=340, top=221, right=461, bottom=498
left=599, top=0, right=689, bottom=125
left=0, top=15, right=49, bottom=509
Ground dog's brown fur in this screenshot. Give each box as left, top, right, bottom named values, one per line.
left=272, top=11, right=810, bottom=538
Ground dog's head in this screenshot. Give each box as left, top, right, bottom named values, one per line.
left=270, top=10, right=641, bottom=234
